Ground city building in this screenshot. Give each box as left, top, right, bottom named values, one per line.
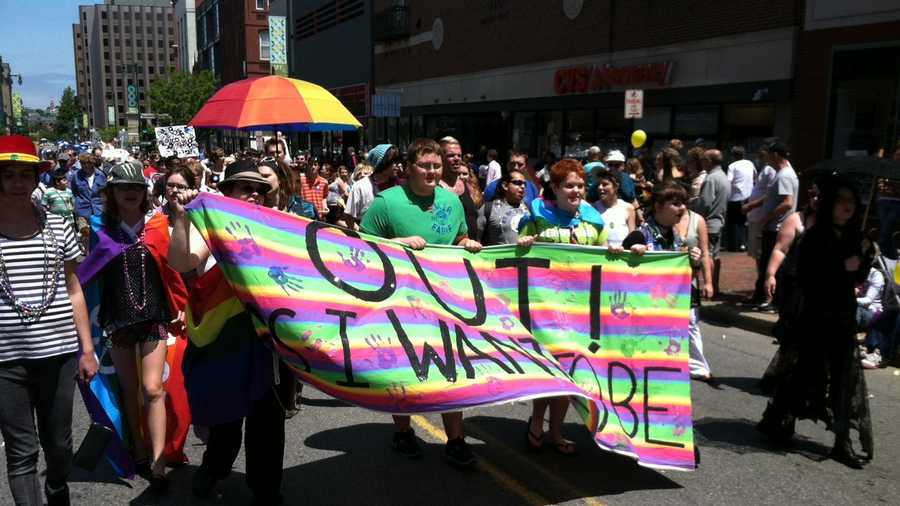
left=73, top=0, right=176, bottom=139
left=0, top=57, right=13, bottom=133
left=196, top=0, right=271, bottom=85
left=370, top=0, right=798, bottom=160
left=792, top=0, right=900, bottom=170
left=174, top=0, right=200, bottom=72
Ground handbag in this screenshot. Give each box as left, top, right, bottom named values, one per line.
left=73, top=423, right=115, bottom=471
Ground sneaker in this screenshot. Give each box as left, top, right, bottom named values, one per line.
left=445, top=437, right=476, bottom=468
left=391, top=428, right=422, bottom=458
left=755, top=302, right=777, bottom=313
left=861, top=350, right=882, bottom=369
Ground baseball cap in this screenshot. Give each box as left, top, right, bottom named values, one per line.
left=107, top=160, right=146, bottom=185
left=768, top=141, right=790, bottom=157
left=606, top=150, right=626, bottom=163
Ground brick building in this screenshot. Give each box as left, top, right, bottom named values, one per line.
left=196, top=0, right=271, bottom=85
left=371, top=0, right=799, bottom=158
left=73, top=0, right=177, bottom=137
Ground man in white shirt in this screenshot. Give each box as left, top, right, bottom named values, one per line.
left=726, top=146, right=756, bottom=251
left=484, top=149, right=502, bottom=187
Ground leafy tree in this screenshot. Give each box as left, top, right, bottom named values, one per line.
left=98, top=126, right=119, bottom=143
left=147, top=70, right=217, bottom=126
left=54, top=87, right=81, bottom=140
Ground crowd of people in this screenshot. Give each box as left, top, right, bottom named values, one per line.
left=0, top=129, right=893, bottom=505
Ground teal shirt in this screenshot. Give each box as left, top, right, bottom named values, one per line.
left=360, top=185, right=468, bottom=245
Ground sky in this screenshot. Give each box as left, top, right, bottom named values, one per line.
left=0, top=0, right=84, bottom=109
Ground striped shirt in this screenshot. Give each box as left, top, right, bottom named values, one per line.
left=0, top=212, right=81, bottom=362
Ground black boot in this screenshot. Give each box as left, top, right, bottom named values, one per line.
left=830, top=431, right=864, bottom=470
left=756, top=403, right=794, bottom=446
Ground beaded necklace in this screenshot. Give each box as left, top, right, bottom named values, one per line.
left=118, top=222, right=149, bottom=312
left=0, top=211, right=64, bottom=322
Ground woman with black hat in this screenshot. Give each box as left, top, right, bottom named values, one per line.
left=169, top=159, right=290, bottom=505
left=0, top=135, right=98, bottom=506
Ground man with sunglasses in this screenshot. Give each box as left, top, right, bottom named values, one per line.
left=361, top=138, right=482, bottom=468
left=483, top=151, right=539, bottom=208
left=168, top=159, right=291, bottom=504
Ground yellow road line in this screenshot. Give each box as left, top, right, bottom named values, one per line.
left=411, top=415, right=548, bottom=506
left=465, top=423, right=607, bottom=506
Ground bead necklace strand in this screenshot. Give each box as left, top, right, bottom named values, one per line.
left=0, top=216, right=63, bottom=322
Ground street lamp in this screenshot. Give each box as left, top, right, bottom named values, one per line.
left=10, top=74, right=22, bottom=86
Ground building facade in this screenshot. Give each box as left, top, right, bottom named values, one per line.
left=197, top=0, right=271, bottom=85
left=792, top=0, right=900, bottom=170
left=174, top=0, right=200, bottom=72
left=0, top=58, right=13, bottom=133
left=371, top=0, right=799, bottom=160
left=73, top=0, right=177, bottom=138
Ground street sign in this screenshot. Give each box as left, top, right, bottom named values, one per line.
left=127, top=84, right=138, bottom=114
left=624, top=89, right=643, bottom=119
left=372, top=95, right=401, bottom=118
left=140, top=113, right=156, bottom=119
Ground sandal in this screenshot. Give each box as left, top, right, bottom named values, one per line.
left=552, top=439, right=577, bottom=456
left=133, top=457, right=151, bottom=476
left=525, top=417, right=543, bottom=452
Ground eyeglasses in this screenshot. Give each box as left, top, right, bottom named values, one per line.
left=508, top=180, right=526, bottom=186
left=415, top=162, right=442, bottom=171
left=166, top=182, right=189, bottom=190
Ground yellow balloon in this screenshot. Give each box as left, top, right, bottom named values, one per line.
left=631, top=129, right=647, bottom=149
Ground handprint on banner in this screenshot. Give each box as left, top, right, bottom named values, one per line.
left=406, top=296, right=429, bottom=319
left=620, top=338, right=637, bottom=358
left=649, top=283, right=679, bottom=308
left=268, top=266, right=304, bottom=295
left=665, top=337, right=682, bottom=356
left=485, top=376, right=504, bottom=396
left=224, top=221, right=262, bottom=260
left=365, top=333, right=397, bottom=368
left=336, top=247, right=369, bottom=271
left=673, top=415, right=691, bottom=437
left=386, top=383, right=424, bottom=410
left=499, top=316, right=516, bottom=330
left=609, top=290, right=632, bottom=320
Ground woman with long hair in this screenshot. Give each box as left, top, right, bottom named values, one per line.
left=655, top=147, right=684, bottom=184
left=0, top=136, right=98, bottom=506
left=758, top=176, right=874, bottom=469
left=79, top=160, right=193, bottom=487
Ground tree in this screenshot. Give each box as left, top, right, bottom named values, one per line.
left=147, top=70, right=217, bottom=126
left=54, top=87, right=82, bottom=140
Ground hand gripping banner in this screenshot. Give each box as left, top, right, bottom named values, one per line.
left=186, top=193, right=695, bottom=470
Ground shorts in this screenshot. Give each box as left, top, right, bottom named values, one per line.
left=107, top=321, right=168, bottom=349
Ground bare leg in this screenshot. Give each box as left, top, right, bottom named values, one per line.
left=392, top=415, right=411, bottom=432
left=530, top=398, right=549, bottom=438
left=548, top=397, right=575, bottom=454
left=140, top=339, right=168, bottom=476
left=441, top=412, right=463, bottom=440
left=109, top=346, right=145, bottom=461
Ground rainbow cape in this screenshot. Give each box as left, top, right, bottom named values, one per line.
left=77, top=212, right=192, bottom=477
left=186, top=193, right=695, bottom=470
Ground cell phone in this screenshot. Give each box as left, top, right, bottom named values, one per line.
left=73, top=423, right=115, bottom=471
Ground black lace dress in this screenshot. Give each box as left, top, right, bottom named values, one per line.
left=760, top=223, right=874, bottom=458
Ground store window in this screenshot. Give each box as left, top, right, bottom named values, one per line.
left=412, top=115, right=424, bottom=138
left=827, top=46, right=900, bottom=158
left=535, top=111, right=562, bottom=159
left=564, top=110, right=593, bottom=159
left=674, top=105, right=719, bottom=141
left=721, top=104, right=775, bottom=153
left=512, top=112, right=536, bottom=156
left=399, top=116, right=411, bottom=150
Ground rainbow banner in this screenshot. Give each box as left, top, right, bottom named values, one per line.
left=186, top=193, right=695, bottom=470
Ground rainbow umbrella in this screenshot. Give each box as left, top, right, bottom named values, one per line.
left=189, top=75, right=362, bottom=132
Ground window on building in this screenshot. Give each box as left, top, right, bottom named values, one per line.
left=119, top=118, right=125, bottom=126
left=125, top=25, right=131, bottom=33
left=148, top=66, right=155, bottom=74
left=138, top=79, right=145, bottom=87
left=104, top=51, right=110, bottom=59
left=103, top=39, right=109, bottom=46
left=256, top=0, right=267, bottom=10
left=148, top=53, right=155, bottom=61
left=105, top=79, right=111, bottom=86
left=102, top=25, right=108, bottom=33
left=117, top=92, right=123, bottom=100
left=101, top=11, right=107, bottom=19
left=125, top=39, right=131, bottom=47
left=259, top=30, right=270, bottom=61
left=157, top=40, right=164, bottom=48
left=116, top=79, right=122, bottom=87
left=115, top=52, right=121, bottom=59
left=136, top=39, right=142, bottom=47
left=147, top=26, right=152, bottom=34
left=106, top=92, right=112, bottom=100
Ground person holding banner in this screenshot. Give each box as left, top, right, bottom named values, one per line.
left=0, top=136, right=98, bottom=506
left=517, top=159, right=608, bottom=455
left=628, top=181, right=717, bottom=386
left=169, top=159, right=290, bottom=504
left=361, top=138, right=482, bottom=468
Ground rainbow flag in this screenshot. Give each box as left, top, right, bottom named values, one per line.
left=186, top=193, right=695, bottom=470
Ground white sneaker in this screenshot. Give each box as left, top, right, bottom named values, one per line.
left=861, top=350, right=882, bottom=369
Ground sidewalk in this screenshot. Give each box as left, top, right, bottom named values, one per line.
left=700, top=251, right=777, bottom=335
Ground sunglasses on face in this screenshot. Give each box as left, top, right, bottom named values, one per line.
left=235, top=183, right=267, bottom=194
left=166, top=182, right=189, bottom=191
left=508, top=180, right=526, bottom=186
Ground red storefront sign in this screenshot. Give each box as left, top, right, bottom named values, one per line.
left=553, top=62, right=674, bottom=95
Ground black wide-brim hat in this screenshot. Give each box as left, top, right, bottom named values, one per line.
left=218, top=158, right=273, bottom=194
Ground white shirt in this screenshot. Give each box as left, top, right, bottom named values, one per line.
left=485, top=160, right=502, bottom=186
left=727, top=159, right=755, bottom=202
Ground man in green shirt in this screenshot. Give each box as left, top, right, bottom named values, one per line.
left=360, top=138, right=481, bottom=468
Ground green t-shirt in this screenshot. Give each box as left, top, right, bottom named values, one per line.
left=360, top=185, right=467, bottom=245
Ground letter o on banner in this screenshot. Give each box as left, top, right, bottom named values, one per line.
left=305, top=221, right=397, bottom=302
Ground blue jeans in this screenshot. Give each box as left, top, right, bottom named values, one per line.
left=877, top=199, right=900, bottom=259
left=865, top=310, right=898, bottom=358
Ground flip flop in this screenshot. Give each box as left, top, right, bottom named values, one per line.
left=552, top=439, right=577, bottom=456
left=525, top=417, right=543, bottom=452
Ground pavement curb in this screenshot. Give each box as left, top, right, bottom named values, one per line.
left=700, top=302, right=776, bottom=336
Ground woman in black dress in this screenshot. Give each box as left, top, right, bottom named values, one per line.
left=758, top=176, right=874, bottom=469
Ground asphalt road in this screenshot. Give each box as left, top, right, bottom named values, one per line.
left=1, top=321, right=898, bottom=505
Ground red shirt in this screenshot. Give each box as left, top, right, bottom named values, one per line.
left=299, top=173, right=329, bottom=213
left=143, top=166, right=158, bottom=178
